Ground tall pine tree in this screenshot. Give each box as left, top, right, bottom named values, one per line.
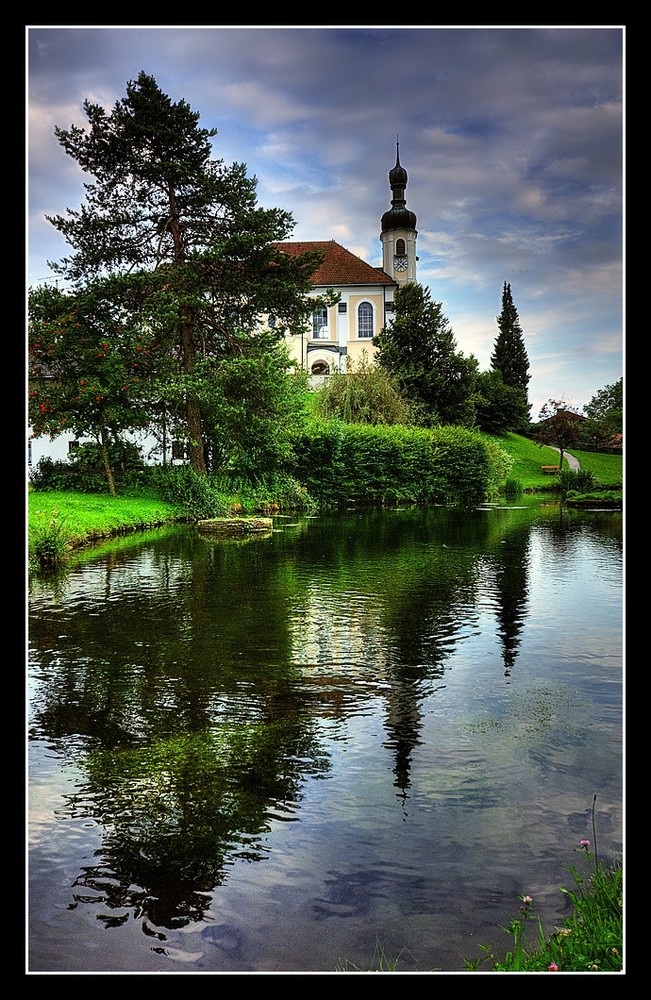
left=490, top=282, right=531, bottom=431
left=43, top=71, right=324, bottom=474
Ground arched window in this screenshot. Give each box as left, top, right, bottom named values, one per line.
left=357, top=301, right=373, bottom=339
left=312, top=307, right=329, bottom=339
left=395, top=238, right=406, bottom=256
left=311, top=360, right=330, bottom=376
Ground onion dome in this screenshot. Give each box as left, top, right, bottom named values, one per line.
left=381, top=140, right=417, bottom=232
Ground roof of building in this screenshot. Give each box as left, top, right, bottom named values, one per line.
left=273, top=240, right=396, bottom=288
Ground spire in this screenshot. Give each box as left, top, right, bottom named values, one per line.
left=381, top=138, right=417, bottom=233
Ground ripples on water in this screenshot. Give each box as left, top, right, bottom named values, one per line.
left=28, top=505, right=623, bottom=973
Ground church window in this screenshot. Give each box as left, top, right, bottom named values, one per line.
left=395, top=238, right=406, bottom=256
left=312, top=307, right=329, bottom=338
left=357, top=301, right=373, bottom=339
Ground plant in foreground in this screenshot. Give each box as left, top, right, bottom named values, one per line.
left=465, top=803, right=622, bottom=973
left=336, top=938, right=412, bottom=972
left=29, top=510, right=72, bottom=571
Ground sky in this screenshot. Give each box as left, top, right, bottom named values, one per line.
left=26, top=25, right=624, bottom=419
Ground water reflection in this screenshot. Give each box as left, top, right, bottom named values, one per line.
left=28, top=503, right=623, bottom=972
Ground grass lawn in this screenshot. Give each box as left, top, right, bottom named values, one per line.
left=28, top=490, right=180, bottom=548
left=487, top=432, right=622, bottom=490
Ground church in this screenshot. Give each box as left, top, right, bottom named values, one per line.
left=274, top=140, right=418, bottom=378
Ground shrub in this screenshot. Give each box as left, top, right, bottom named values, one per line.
left=212, top=472, right=317, bottom=514
left=504, top=478, right=523, bottom=499
left=29, top=440, right=146, bottom=494
left=291, top=420, right=508, bottom=508
left=557, top=468, right=596, bottom=497
left=29, top=457, right=79, bottom=492
left=147, top=466, right=230, bottom=520
left=29, top=510, right=71, bottom=571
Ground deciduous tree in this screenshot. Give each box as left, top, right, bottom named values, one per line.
left=315, top=350, right=412, bottom=425
left=584, top=378, right=623, bottom=435
left=28, top=283, right=158, bottom=495
left=534, top=398, right=583, bottom=472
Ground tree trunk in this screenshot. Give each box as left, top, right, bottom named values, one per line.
left=179, top=306, right=206, bottom=476
left=100, top=427, right=117, bottom=497
left=186, top=396, right=207, bottom=475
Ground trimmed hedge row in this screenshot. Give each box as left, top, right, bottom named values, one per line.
left=291, top=420, right=510, bottom=507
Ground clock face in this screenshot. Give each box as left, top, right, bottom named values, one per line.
left=394, top=256, right=408, bottom=272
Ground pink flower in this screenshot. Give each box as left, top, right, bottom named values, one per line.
left=522, top=895, right=533, bottom=905
left=548, top=962, right=559, bottom=971
left=580, top=840, right=590, bottom=849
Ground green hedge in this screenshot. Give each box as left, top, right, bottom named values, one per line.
left=292, top=420, right=508, bottom=507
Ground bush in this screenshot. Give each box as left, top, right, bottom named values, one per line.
left=29, top=457, right=81, bottom=492
left=146, top=466, right=230, bottom=520
left=557, top=468, right=596, bottom=497
left=29, top=509, right=72, bottom=571
left=213, top=472, right=317, bottom=514
left=29, top=440, right=146, bottom=494
left=291, top=420, right=509, bottom=508
left=504, top=478, right=523, bottom=499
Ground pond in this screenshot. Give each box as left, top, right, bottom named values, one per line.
left=27, top=500, right=623, bottom=974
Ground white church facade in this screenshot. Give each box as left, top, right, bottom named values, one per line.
left=275, top=141, right=418, bottom=378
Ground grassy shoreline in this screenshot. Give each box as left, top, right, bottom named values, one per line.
left=26, top=433, right=622, bottom=565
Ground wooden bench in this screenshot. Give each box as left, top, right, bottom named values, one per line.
left=541, top=466, right=560, bottom=475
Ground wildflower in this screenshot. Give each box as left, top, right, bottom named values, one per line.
left=580, top=839, right=590, bottom=849
left=548, top=962, right=559, bottom=971
left=521, top=895, right=533, bottom=906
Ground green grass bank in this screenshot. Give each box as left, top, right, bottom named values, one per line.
left=27, top=432, right=623, bottom=570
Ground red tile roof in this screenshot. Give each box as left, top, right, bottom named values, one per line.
left=273, top=240, right=396, bottom=288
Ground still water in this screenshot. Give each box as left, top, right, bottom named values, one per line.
left=27, top=501, right=623, bottom=974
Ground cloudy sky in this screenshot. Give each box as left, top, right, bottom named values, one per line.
left=26, top=25, right=624, bottom=418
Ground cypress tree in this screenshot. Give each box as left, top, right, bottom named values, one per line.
left=490, top=281, right=531, bottom=429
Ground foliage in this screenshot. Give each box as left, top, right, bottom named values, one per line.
left=466, top=853, right=622, bottom=971
left=29, top=457, right=79, bottom=492
left=29, top=508, right=72, bottom=572
left=41, top=70, right=327, bottom=475
left=145, top=465, right=230, bottom=520
left=210, top=472, right=316, bottom=515
left=490, top=281, right=531, bottom=405
left=583, top=377, right=623, bottom=435
left=315, top=350, right=412, bottom=425
left=565, top=491, right=622, bottom=509
left=199, top=338, right=310, bottom=477
left=373, top=282, right=478, bottom=427
left=336, top=939, right=410, bottom=972
left=473, top=369, right=531, bottom=435
left=555, top=468, right=596, bottom=498
left=28, top=282, right=158, bottom=494
left=503, top=477, right=523, bottom=499
left=291, top=419, right=508, bottom=507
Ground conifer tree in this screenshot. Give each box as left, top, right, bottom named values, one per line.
left=373, top=283, right=477, bottom=427
left=490, top=282, right=531, bottom=430
left=42, top=71, right=324, bottom=474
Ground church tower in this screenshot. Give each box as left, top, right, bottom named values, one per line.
left=381, top=139, right=418, bottom=286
